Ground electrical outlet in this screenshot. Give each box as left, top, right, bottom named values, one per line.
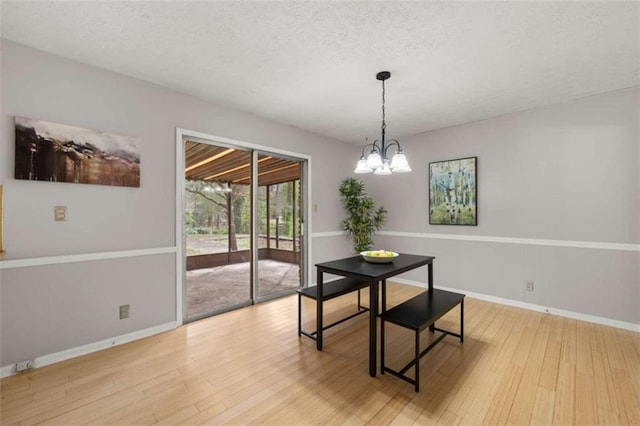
left=119, top=304, right=130, bottom=319
left=15, top=360, right=35, bottom=372
left=525, top=280, right=534, bottom=292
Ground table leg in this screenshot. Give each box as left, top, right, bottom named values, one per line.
left=381, top=279, right=387, bottom=314
left=428, top=262, right=435, bottom=333
left=369, top=279, right=378, bottom=377
left=316, top=268, right=323, bottom=351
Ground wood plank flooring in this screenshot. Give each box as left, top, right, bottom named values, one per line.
left=1, top=283, right=638, bottom=425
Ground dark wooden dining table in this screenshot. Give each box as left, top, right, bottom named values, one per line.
left=315, top=253, right=435, bottom=377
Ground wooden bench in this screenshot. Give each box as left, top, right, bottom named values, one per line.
left=297, top=277, right=369, bottom=341
left=380, top=288, right=465, bottom=392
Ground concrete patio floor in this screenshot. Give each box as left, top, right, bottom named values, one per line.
left=186, top=259, right=300, bottom=318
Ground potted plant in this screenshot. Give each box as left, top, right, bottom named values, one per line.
left=339, top=177, right=387, bottom=253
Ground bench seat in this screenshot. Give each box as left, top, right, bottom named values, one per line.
left=297, top=277, right=369, bottom=341
left=381, top=288, right=464, bottom=392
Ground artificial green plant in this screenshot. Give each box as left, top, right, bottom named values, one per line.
left=338, top=177, right=387, bottom=253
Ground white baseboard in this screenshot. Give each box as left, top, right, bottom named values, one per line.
left=391, top=278, right=640, bottom=332
left=0, top=321, right=179, bottom=378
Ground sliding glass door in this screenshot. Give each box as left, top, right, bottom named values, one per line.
left=182, top=138, right=305, bottom=322
left=184, top=142, right=252, bottom=320
left=255, top=153, right=303, bottom=300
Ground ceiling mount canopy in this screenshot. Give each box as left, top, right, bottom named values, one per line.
left=354, top=71, right=411, bottom=175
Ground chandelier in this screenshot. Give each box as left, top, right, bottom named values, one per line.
left=354, top=71, right=411, bottom=175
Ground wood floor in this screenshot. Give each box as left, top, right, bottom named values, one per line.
left=1, top=283, right=638, bottom=425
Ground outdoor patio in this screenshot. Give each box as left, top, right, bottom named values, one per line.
left=186, top=259, right=300, bottom=318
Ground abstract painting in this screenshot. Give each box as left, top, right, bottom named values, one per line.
left=14, top=117, right=140, bottom=187
left=429, top=157, right=477, bottom=225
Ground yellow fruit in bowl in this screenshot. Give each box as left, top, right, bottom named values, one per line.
left=362, top=250, right=397, bottom=259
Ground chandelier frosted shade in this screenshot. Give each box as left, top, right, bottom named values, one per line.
left=353, top=70, right=411, bottom=176
left=373, top=160, right=392, bottom=175
left=353, top=151, right=411, bottom=174
left=366, top=151, right=383, bottom=170
left=389, top=152, right=411, bottom=172
left=354, top=157, right=372, bottom=174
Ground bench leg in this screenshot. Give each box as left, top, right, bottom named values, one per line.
left=297, top=292, right=302, bottom=336
left=380, top=318, right=385, bottom=374
left=317, top=270, right=323, bottom=350
left=414, top=330, right=420, bottom=393
left=460, top=298, right=464, bottom=343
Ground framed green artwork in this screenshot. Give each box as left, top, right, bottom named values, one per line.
left=429, top=157, right=477, bottom=225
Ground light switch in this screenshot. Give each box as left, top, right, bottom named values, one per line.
left=54, top=206, right=67, bottom=221
left=313, top=204, right=318, bottom=213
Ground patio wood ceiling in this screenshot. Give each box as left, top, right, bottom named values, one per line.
left=184, top=141, right=300, bottom=186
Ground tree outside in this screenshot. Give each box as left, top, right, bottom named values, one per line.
left=185, top=180, right=300, bottom=255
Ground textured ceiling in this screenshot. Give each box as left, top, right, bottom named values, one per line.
left=1, top=1, right=638, bottom=145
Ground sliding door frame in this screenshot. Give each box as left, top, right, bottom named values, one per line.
left=253, top=149, right=307, bottom=303
left=175, top=128, right=312, bottom=325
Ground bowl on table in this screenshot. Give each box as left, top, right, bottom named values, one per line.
left=360, top=250, right=399, bottom=264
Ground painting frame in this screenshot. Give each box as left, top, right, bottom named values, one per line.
left=428, top=156, right=477, bottom=226
left=14, top=116, right=140, bottom=188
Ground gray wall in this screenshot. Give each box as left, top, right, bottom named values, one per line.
left=0, top=40, right=355, bottom=367
left=365, top=88, right=639, bottom=325
left=1, top=254, right=175, bottom=364
left=1, top=39, right=637, bottom=369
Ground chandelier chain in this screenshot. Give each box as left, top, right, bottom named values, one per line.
left=381, top=80, right=386, bottom=131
